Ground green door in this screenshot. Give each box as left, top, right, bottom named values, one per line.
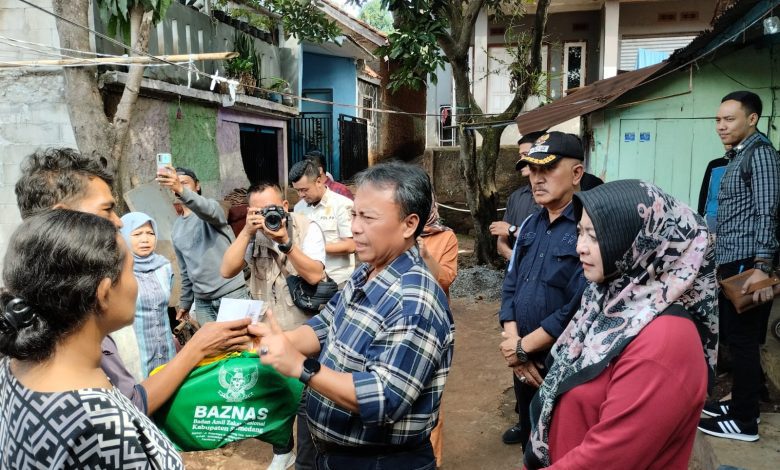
left=618, top=120, right=656, bottom=181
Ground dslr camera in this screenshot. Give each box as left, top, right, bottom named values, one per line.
left=260, top=206, right=286, bottom=232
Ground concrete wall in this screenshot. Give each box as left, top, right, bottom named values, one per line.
left=301, top=52, right=358, bottom=177
left=589, top=41, right=780, bottom=207
left=0, top=1, right=74, bottom=282
left=618, top=0, right=715, bottom=37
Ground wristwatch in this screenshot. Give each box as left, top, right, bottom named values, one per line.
left=278, top=239, right=294, bottom=254
left=299, top=358, right=321, bottom=384
left=754, top=260, right=773, bottom=275
left=515, top=338, right=529, bottom=364
left=508, top=225, right=518, bottom=236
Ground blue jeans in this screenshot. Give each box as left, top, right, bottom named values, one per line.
left=314, top=441, right=435, bottom=470
left=193, top=286, right=250, bottom=325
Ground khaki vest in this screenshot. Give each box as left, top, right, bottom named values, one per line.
left=248, top=213, right=314, bottom=330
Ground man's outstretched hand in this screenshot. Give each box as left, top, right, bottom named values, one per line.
left=249, top=310, right=305, bottom=378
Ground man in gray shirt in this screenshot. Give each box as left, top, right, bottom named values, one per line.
left=158, top=167, right=248, bottom=324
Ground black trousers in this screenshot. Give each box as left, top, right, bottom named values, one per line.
left=296, top=390, right=317, bottom=470
left=718, top=258, right=772, bottom=421
left=512, top=374, right=536, bottom=451
left=512, top=356, right=547, bottom=451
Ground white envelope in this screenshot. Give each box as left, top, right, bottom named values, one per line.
left=216, top=298, right=265, bottom=324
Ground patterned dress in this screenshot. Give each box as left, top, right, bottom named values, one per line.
left=133, top=262, right=176, bottom=377
left=0, top=358, right=184, bottom=469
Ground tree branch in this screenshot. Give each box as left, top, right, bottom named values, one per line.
left=455, top=0, right=486, bottom=56
left=111, top=5, right=153, bottom=162
left=52, top=0, right=114, bottom=161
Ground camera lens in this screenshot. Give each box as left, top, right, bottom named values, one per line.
left=265, top=214, right=282, bottom=231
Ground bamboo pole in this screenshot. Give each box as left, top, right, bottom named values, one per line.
left=0, top=51, right=238, bottom=68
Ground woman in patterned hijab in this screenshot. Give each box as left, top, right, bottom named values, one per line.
left=524, top=180, right=717, bottom=469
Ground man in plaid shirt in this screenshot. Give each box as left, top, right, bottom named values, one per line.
left=698, top=91, right=780, bottom=442
left=252, top=162, right=454, bottom=469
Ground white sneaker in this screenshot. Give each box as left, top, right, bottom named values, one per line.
left=267, top=452, right=295, bottom=470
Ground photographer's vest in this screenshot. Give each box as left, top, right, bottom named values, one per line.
left=248, top=213, right=313, bottom=330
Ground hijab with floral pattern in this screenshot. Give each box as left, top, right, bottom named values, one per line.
left=524, top=180, right=718, bottom=469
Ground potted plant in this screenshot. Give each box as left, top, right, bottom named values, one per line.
left=222, top=31, right=260, bottom=95
left=265, top=77, right=292, bottom=105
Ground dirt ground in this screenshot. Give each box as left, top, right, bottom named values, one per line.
left=182, top=297, right=522, bottom=469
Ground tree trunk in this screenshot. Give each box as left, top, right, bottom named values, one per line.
left=53, top=1, right=152, bottom=209
left=450, top=55, right=502, bottom=267
left=53, top=0, right=115, bottom=164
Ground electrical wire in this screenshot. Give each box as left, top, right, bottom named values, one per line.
left=10, top=0, right=513, bottom=120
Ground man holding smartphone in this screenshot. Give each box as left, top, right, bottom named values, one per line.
left=157, top=165, right=249, bottom=325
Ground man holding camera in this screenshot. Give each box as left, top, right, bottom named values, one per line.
left=290, top=160, right=355, bottom=287
left=222, top=182, right=327, bottom=330
left=221, top=182, right=327, bottom=470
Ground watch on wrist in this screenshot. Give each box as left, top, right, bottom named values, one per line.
left=278, top=239, right=293, bottom=254
left=515, top=338, right=529, bottom=364
left=755, top=261, right=773, bottom=275
left=508, top=225, right=518, bottom=235
left=299, top=358, right=321, bottom=384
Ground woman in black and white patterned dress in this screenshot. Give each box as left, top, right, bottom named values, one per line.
left=0, top=210, right=184, bottom=469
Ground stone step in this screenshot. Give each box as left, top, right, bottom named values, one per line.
left=701, top=412, right=780, bottom=470
left=761, top=303, right=780, bottom=398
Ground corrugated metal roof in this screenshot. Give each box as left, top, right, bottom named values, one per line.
left=514, top=62, right=665, bottom=134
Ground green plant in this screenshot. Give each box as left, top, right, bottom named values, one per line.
left=267, top=77, right=289, bottom=92
left=225, top=31, right=261, bottom=80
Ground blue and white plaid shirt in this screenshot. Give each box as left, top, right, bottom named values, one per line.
left=305, top=246, right=455, bottom=446
left=716, top=131, right=780, bottom=265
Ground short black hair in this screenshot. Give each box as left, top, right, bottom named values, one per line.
left=247, top=182, right=284, bottom=202
left=15, top=148, right=115, bottom=220
left=1, top=210, right=124, bottom=361
left=722, top=91, right=763, bottom=119
left=289, top=159, right=320, bottom=184
left=518, top=130, right=546, bottom=146
left=305, top=151, right=327, bottom=172
left=353, top=161, right=432, bottom=238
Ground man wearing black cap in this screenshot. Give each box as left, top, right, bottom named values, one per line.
left=497, top=132, right=588, bottom=450
left=157, top=166, right=249, bottom=325
left=490, top=131, right=544, bottom=261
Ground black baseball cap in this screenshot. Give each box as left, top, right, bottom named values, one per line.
left=515, top=132, right=584, bottom=170
left=175, top=167, right=198, bottom=182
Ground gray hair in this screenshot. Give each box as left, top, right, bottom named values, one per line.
left=353, top=161, right=432, bottom=238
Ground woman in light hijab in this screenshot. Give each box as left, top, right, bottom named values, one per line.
left=525, top=180, right=718, bottom=470
left=120, top=212, right=176, bottom=377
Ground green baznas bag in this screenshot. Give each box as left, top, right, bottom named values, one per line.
left=153, top=351, right=303, bottom=451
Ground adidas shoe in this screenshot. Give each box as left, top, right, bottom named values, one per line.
left=701, top=400, right=760, bottom=423
left=697, top=415, right=759, bottom=442
left=702, top=399, right=731, bottom=417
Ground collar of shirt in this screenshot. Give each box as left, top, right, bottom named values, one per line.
left=538, top=200, right=577, bottom=226
left=350, top=245, right=420, bottom=306
left=308, top=187, right=332, bottom=208
left=734, top=131, right=763, bottom=155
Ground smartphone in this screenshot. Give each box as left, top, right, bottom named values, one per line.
left=156, top=153, right=172, bottom=175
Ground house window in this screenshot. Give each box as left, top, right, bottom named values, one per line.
left=563, top=41, right=586, bottom=93
left=362, top=97, right=373, bottom=121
